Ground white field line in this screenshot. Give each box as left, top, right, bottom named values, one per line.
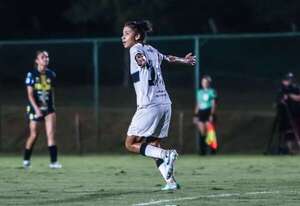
left=132, top=190, right=284, bottom=206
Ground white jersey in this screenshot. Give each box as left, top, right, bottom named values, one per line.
left=129, top=43, right=171, bottom=107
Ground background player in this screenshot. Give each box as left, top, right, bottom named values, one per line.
left=23, top=50, right=62, bottom=169
left=121, top=20, right=196, bottom=190
left=194, top=75, right=218, bottom=155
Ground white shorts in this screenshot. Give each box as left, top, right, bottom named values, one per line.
left=127, top=104, right=172, bottom=138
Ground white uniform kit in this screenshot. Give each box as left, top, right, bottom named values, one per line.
left=127, top=43, right=172, bottom=138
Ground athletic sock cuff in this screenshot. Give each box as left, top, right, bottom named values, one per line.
left=140, top=143, right=148, bottom=156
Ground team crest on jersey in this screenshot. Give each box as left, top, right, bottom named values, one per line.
left=47, top=78, right=51, bottom=83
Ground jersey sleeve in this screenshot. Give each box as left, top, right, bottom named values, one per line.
left=151, top=46, right=165, bottom=64
left=129, top=45, right=144, bottom=68
left=157, top=50, right=166, bottom=64
left=130, top=44, right=143, bottom=57
left=25, top=72, right=34, bottom=87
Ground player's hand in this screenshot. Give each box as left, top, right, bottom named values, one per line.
left=281, top=94, right=289, bottom=103
left=35, top=109, right=43, bottom=118
left=193, top=116, right=198, bottom=124
left=184, top=53, right=196, bottom=66
left=288, top=94, right=299, bottom=101
left=209, top=115, right=214, bottom=123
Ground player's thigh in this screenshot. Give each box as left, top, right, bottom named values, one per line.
left=125, top=135, right=144, bottom=145
left=153, top=104, right=172, bottom=138
left=197, top=122, right=206, bottom=134
left=127, top=106, right=161, bottom=137
left=28, top=120, right=40, bottom=137
left=44, top=112, right=56, bottom=137
left=133, top=106, right=160, bottom=127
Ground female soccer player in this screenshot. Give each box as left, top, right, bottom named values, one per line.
left=194, top=75, right=217, bottom=154
left=121, top=20, right=196, bottom=190
left=23, top=50, right=62, bottom=169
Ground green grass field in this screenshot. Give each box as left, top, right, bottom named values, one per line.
left=1, top=155, right=300, bottom=206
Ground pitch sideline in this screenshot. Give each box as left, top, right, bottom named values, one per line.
left=132, top=190, right=296, bottom=206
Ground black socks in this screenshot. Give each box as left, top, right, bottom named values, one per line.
left=48, top=145, right=58, bottom=163
left=24, top=148, right=33, bottom=161
left=155, top=159, right=164, bottom=168
left=140, top=143, right=147, bottom=156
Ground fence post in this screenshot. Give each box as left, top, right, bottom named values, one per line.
left=74, top=113, right=82, bottom=154
left=93, top=41, right=100, bottom=151
left=178, top=111, right=184, bottom=153
left=194, top=36, right=200, bottom=154
left=0, top=103, right=2, bottom=152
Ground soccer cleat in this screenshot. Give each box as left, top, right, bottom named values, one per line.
left=164, top=150, right=178, bottom=180
left=23, top=160, right=31, bottom=169
left=161, top=182, right=180, bottom=191
left=49, top=161, right=62, bottom=169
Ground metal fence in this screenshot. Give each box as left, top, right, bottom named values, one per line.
left=1, top=32, right=300, bottom=153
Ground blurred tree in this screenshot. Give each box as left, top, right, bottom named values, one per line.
left=64, top=0, right=171, bottom=86
left=245, top=0, right=300, bottom=32
left=63, top=0, right=170, bottom=34
left=1, top=0, right=300, bottom=38
left=0, top=1, right=19, bottom=38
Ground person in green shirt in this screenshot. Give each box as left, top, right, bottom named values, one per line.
left=194, top=75, right=217, bottom=155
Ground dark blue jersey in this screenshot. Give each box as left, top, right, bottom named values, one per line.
left=25, top=68, right=56, bottom=112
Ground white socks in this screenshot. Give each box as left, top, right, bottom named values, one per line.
left=143, top=144, right=166, bottom=159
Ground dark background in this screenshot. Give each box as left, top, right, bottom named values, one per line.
left=1, top=0, right=299, bottom=154
left=1, top=0, right=300, bottom=40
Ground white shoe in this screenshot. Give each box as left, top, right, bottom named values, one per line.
left=164, top=150, right=178, bottom=180
left=161, top=182, right=180, bottom=191
left=49, top=162, right=62, bottom=169
left=23, top=160, right=31, bottom=169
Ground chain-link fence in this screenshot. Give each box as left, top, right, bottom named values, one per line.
left=1, top=33, right=300, bottom=154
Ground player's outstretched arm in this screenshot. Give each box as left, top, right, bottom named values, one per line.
left=165, top=52, right=196, bottom=66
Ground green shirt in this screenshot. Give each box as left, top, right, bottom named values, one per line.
left=196, top=88, right=217, bottom=110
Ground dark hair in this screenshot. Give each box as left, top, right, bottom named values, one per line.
left=283, top=72, right=294, bottom=81
left=124, top=20, right=153, bottom=42
left=34, top=50, right=48, bottom=68
left=202, top=75, right=212, bottom=83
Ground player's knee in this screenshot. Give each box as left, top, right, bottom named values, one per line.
left=125, top=136, right=135, bottom=151
left=46, top=131, right=55, bottom=139
left=47, top=138, right=55, bottom=146
left=125, top=140, right=132, bottom=151
left=29, top=132, right=38, bottom=140
left=199, top=128, right=206, bottom=136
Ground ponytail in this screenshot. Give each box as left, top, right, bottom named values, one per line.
left=124, top=20, right=153, bottom=42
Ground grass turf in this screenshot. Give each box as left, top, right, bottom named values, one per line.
left=0, top=155, right=300, bottom=206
